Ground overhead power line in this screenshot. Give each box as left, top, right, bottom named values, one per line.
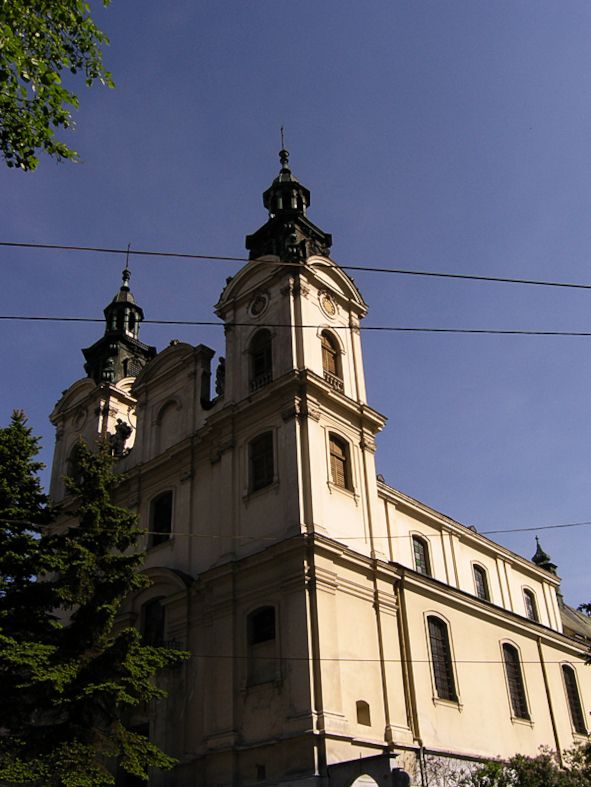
left=5, top=518, right=591, bottom=540
left=2, top=315, right=591, bottom=336
left=4, top=240, right=591, bottom=291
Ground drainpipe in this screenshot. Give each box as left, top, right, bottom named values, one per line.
left=537, top=637, right=562, bottom=766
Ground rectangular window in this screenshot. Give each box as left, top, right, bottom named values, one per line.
left=250, top=432, right=274, bottom=491
left=413, top=536, right=431, bottom=576
left=503, top=644, right=529, bottom=720
left=248, top=607, right=277, bottom=684
left=329, top=435, right=350, bottom=489
left=428, top=616, right=457, bottom=701
left=563, top=665, right=587, bottom=734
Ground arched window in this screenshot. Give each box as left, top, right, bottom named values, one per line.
left=356, top=700, right=371, bottom=726
left=141, top=597, right=165, bottom=646
left=249, top=329, right=273, bottom=391
left=249, top=432, right=274, bottom=492
left=149, top=491, right=173, bottom=547
left=321, top=331, right=343, bottom=392
left=523, top=589, right=539, bottom=622
left=329, top=434, right=351, bottom=490
left=502, top=643, right=529, bottom=719
left=473, top=565, right=490, bottom=601
left=412, top=535, right=431, bottom=576
left=562, top=665, right=587, bottom=734
left=427, top=616, right=457, bottom=701
left=247, top=606, right=277, bottom=684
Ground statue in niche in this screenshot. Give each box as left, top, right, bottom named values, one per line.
left=215, top=357, right=226, bottom=397
left=108, top=418, right=133, bottom=456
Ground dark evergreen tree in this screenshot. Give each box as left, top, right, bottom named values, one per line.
left=0, top=424, right=186, bottom=785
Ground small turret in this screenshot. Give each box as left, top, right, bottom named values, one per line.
left=531, top=536, right=557, bottom=575
left=245, top=147, right=332, bottom=262
left=82, top=268, right=156, bottom=384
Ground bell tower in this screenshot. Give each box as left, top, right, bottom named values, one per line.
left=214, top=149, right=389, bottom=558
left=49, top=269, right=156, bottom=500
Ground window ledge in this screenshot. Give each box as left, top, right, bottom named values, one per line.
left=327, top=480, right=359, bottom=504
left=243, top=479, right=280, bottom=503
left=510, top=715, right=534, bottom=728
left=432, top=696, right=463, bottom=712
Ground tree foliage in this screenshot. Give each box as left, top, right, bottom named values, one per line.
left=0, top=420, right=186, bottom=785
left=0, top=1, right=114, bottom=171
left=458, top=747, right=591, bottom=787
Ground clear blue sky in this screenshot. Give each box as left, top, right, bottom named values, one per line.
left=2, top=1, right=590, bottom=605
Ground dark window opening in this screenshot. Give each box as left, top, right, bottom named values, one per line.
left=412, top=536, right=431, bottom=577
left=523, top=589, right=539, bottom=622
left=141, top=597, right=165, bottom=646
left=149, top=491, right=172, bottom=547
left=250, top=432, right=274, bottom=492
left=321, top=331, right=343, bottom=392
left=428, top=616, right=457, bottom=701
left=356, top=700, right=371, bottom=726
left=473, top=565, right=490, bottom=601
left=503, top=643, right=529, bottom=720
left=249, top=329, right=273, bottom=391
left=563, top=665, right=587, bottom=734
left=248, top=606, right=277, bottom=684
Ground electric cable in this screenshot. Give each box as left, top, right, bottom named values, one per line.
left=4, top=240, right=591, bottom=291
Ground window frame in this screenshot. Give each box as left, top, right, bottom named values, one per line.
left=247, top=605, right=279, bottom=686
left=249, top=329, right=273, bottom=392
left=523, top=588, right=539, bottom=622
left=140, top=596, right=166, bottom=646
left=148, top=490, right=173, bottom=548
left=426, top=615, right=458, bottom=703
left=328, top=433, right=353, bottom=492
left=502, top=642, right=530, bottom=721
left=473, top=563, right=490, bottom=601
left=320, top=330, right=343, bottom=392
left=412, top=535, right=432, bottom=577
left=248, top=431, right=275, bottom=493
left=562, top=663, right=587, bottom=735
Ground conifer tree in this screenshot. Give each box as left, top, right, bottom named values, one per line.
left=0, top=424, right=186, bottom=785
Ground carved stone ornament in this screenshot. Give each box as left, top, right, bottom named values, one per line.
left=248, top=292, right=269, bottom=318
left=319, top=291, right=337, bottom=318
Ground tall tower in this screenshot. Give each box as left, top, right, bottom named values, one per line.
left=215, top=148, right=389, bottom=558
left=49, top=269, right=155, bottom=499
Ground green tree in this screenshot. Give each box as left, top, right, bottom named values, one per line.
left=459, top=747, right=591, bottom=787
left=0, top=1, right=114, bottom=171
left=0, top=430, right=186, bottom=785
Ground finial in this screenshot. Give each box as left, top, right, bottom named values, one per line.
left=122, top=243, right=131, bottom=289
left=279, top=127, right=289, bottom=170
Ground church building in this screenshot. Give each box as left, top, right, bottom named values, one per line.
left=49, top=151, right=591, bottom=786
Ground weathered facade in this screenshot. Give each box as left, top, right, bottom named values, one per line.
left=50, top=152, right=591, bottom=787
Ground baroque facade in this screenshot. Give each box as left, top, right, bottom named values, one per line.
left=49, top=151, right=591, bottom=787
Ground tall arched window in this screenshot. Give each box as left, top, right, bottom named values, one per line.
left=502, top=643, right=529, bottom=719
left=248, top=606, right=277, bottom=684
left=412, top=535, right=431, bottom=576
left=562, top=665, right=587, bottom=734
left=249, top=329, right=273, bottom=391
left=249, top=432, right=274, bottom=492
left=523, top=589, right=539, bottom=622
left=473, top=565, right=490, bottom=601
left=329, top=434, right=351, bottom=490
left=321, top=331, right=343, bottom=392
left=427, top=616, right=457, bottom=701
left=149, top=491, right=173, bottom=547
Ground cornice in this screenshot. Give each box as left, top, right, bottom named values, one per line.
left=378, top=481, right=561, bottom=586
